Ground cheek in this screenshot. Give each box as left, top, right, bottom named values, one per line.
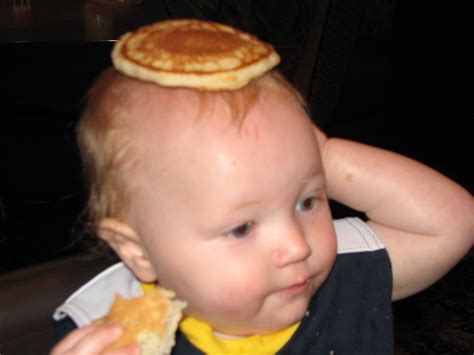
left=168, top=252, right=269, bottom=318
left=199, top=276, right=259, bottom=316
left=307, top=207, right=338, bottom=272
left=312, top=231, right=337, bottom=268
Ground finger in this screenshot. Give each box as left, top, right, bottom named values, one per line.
left=51, top=324, right=102, bottom=354
left=105, top=343, right=140, bottom=355
left=70, top=323, right=123, bottom=354
left=51, top=323, right=122, bottom=355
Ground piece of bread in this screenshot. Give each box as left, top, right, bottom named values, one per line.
left=112, top=19, right=280, bottom=91
left=100, top=288, right=186, bottom=355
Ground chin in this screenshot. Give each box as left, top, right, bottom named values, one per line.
left=260, top=303, right=310, bottom=334
left=287, top=306, right=309, bottom=326
left=280, top=295, right=313, bottom=326
left=215, top=312, right=305, bottom=337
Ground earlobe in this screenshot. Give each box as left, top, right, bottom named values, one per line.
left=98, top=218, right=158, bottom=283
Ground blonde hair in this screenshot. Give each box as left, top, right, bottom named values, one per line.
left=77, top=68, right=307, bottom=231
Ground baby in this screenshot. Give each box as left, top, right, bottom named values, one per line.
left=52, top=24, right=473, bottom=355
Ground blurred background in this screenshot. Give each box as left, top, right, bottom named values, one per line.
left=1, top=0, right=471, bottom=271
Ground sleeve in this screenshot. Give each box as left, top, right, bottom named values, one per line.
left=53, top=315, right=78, bottom=342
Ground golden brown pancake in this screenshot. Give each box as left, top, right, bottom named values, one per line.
left=112, top=19, right=280, bottom=90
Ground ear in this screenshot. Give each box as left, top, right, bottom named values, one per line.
left=98, top=218, right=158, bottom=283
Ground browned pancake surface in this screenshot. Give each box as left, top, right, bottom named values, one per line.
left=112, top=19, right=280, bottom=90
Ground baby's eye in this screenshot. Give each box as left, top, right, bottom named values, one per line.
left=225, top=222, right=254, bottom=238
left=296, top=197, right=317, bottom=212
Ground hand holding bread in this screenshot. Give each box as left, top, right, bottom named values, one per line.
left=99, top=288, right=187, bottom=355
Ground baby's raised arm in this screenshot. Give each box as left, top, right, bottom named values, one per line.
left=315, top=128, right=473, bottom=300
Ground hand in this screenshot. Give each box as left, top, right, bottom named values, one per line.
left=50, top=323, right=139, bottom=355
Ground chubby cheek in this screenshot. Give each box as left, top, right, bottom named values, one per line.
left=314, top=234, right=337, bottom=281
left=175, top=257, right=269, bottom=321
left=312, top=236, right=337, bottom=284
left=307, top=212, right=338, bottom=283
left=187, top=282, right=257, bottom=321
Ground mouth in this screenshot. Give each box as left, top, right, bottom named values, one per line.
left=282, top=278, right=310, bottom=296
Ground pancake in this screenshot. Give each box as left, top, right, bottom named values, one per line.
left=100, top=288, right=186, bottom=355
left=112, top=19, right=280, bottom=90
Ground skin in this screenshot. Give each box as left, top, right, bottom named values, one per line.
left=123, top=85, right=337, bottom=336
left=52, top=81, right=474, bottom=354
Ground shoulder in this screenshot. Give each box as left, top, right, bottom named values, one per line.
left=334, top=217, right=385, bottom=254
left=53, top=262, right=142, bottom=328
left=332, top=217, right=393, bottom=293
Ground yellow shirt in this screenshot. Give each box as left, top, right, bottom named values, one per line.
left=180, top=316, right=299, bottom=355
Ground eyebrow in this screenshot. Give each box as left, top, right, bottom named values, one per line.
left=228, top=199, right=262, bottom=213
left=227, top=164, right=326, bottom=214
left=301, top=162, right=325, bottom=184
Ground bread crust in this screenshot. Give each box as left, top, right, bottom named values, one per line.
left=112, top=19, right=280, bottom=90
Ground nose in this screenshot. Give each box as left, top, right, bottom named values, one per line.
left=272, top=221, right=312, bottom=267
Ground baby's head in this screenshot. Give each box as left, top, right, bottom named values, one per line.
left=78, top=68, right=299, bottom=227
left=78, top=68, right=337, bottom=335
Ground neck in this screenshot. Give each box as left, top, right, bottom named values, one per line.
left=212, top=330, right=246, bottom=340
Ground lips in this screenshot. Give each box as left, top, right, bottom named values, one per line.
left=282, top=277, right=311, bottom=295
left=286, top=280, right=308, bottom=294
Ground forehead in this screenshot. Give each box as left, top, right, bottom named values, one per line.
left=127, top=80, right=318, bottom=180
left=125, top=81, right=322, bottom=225
left=126, top=77, right=308, bottom=143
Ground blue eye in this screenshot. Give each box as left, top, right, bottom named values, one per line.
left=296, top=197, right=317, bottom=212
left=226, top=222, right=253, bottom=238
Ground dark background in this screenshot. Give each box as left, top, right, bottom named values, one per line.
left=2, top=0, right=470, bottom=272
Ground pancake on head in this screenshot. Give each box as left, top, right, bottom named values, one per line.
left=99, top=288, right=186, bottom=355
left=112, top=19, right=280, bottom=91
